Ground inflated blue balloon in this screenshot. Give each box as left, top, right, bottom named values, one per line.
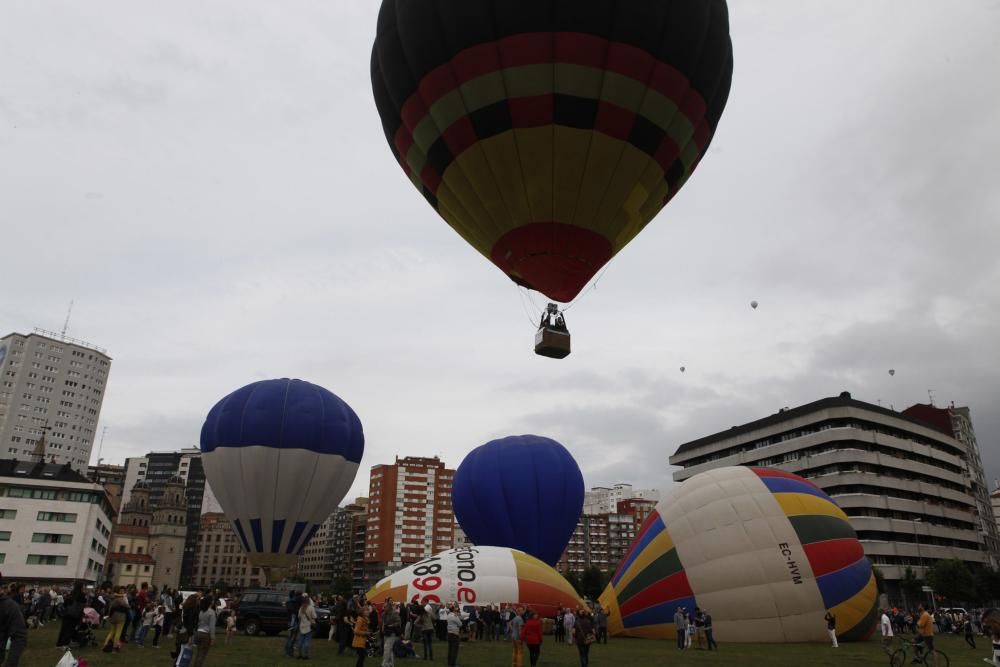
left=452, top=435, right=585, bottom=566
left=200, top=378, right=364, bottom=570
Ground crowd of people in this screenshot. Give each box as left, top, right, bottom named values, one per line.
left=281, top=592, right=615, bottom=667
left=0, top=575, right=234, bottom=667
left=4, top=575, right=1000, bottom=667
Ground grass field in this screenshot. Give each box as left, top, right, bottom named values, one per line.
left=19, top=623, right=994, bottom=667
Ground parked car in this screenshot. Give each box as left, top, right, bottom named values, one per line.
left=232, top=590, right=330, bottom=637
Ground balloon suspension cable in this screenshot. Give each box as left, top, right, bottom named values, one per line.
left=562, top=256, right=619, bottom=313
left=516, top=285, right=545, bottom=330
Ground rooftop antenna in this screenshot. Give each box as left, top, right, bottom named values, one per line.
left=927, top=389, right=936, bottom=406
left=96, top=425, right=108, bottom=465
left=61, top=299, right=74, bottom=337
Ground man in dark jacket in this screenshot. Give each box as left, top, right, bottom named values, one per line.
left=284, top=590, right=302, bottom=657
left=0, top=576, right=27, bottom=667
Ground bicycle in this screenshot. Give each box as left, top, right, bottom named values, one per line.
left=888, top=637, right=950, bottom=667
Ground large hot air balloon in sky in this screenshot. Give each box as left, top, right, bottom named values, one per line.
left=367, top=546, right=584, bottom=617
left=452, top=435, right=584, bottom=566
left=599, top=466, right=877, bottom=643
left=371, top=0, right=734, bottom=303
left=200, top=378, right=364, bottom=579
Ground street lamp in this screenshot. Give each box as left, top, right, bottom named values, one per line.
left=913, top=517, right=924, bottom=574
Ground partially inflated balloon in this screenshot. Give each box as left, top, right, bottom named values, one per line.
left=200, top=378, right=364, bottom=571
left=453, top=435, right=584, bottom=566
left=367, top=546, right=584, bottom=617
left=371, top=0, right=734, bottom=303
left=599, top=466, right=877, bottom=643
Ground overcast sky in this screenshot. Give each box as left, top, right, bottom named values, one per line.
left=2, top=1, right=998, bottom=503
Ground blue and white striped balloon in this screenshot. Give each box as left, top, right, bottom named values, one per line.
left=199, top=378, right=364, bottom=570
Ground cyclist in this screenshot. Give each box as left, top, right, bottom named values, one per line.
left=916, top=604, right=938, bottom=667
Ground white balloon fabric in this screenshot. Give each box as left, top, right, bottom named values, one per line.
left=200, top=378, right=364, bottom=570
left=366, top=546, right=584, bottom=618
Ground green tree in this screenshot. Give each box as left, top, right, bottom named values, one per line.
left=973, top=566, right=1000, bottom=605
left=330, top=575, right=354, bottom=598
left=926, top=558, right=976, bottom=603
left=872, top=566, right=886, bottom=594
left=580, top=567, right=606, bottom=601
left=564, top=570, right=582, bottom=596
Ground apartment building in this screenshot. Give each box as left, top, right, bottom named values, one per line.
left=364, top=456, right=455, bottom=580
left=669, top=392, right=997, bottom=595
left=0, top=330, right=111, bottom=472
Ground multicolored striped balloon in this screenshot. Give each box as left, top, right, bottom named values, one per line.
left=367, top=546, right=584, bottom=618
left=599, top=466, right=877, bottom=643
left=371, top=1, right=734, bottom=303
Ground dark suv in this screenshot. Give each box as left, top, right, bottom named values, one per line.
left=233, top=590, right=331, bottom=637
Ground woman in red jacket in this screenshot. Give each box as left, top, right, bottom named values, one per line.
left=521, top=609, right=544, bottom=666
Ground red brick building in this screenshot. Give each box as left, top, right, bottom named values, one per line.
left=364, top=456, right=455, bottom=580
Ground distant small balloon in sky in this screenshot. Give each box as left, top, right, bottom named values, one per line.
left=750, top=301, right=759, bottom=310
left=888, top=369, right=896, bottom=377
left=680, top=366, right=686, bottom=373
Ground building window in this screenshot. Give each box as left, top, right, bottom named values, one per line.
left=26, top=554, right=68, bottom=566
left=125, top=564, right=133, bottom=572
left=0, top=510, right=15, bottom=520
left=37, top=512, right=77, bottom=522
left=0, top=532, right=10, bottom=541
left=32, top=533, right=72, bottom=544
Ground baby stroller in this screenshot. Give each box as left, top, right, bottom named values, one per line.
left=72, top=608, right=101, bottom=648
left=366, top=630, right=382, bottom=658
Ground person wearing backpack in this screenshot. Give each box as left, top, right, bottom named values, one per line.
left=103, top=589, right=130, bottom=653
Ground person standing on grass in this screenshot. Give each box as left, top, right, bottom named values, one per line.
left=704, top=610, right=718, bottom=650
left=509, top=606, right=525, bottom=667
left=56, top=581, right=86, bottom=648
left=415, top=604, right=434, bottom=661
left=824, top=610, right=838, bottom=648
left=152, top=605, right=164, bottom=648
left=351, top=606, right=370, bottom=667
left=563, top=607, right=576, bottom=645
left=522, top=610, right=543, bottom=667
left=193, top=595, right=217, bottom=667
left=444, top=603, right=462, bottom=667
left=161, top=587, right=175, bottom=637
left=183, top=592, right=201, bottom=638
left=0, top=576, right=27, bottom=667
left=225, top=611, right=237, bottom=644
left=880, top=608, right=894, bottom=651
left=284, top=590, right=302, bottom=658
left=674, top=607, right=686, bottom=649
left=381, top=599, right=402, bottom=667
left=136, top=601, right=155, bottom=646
left=298, top=594, right=318, bottom=659
left=574, top=608, right=595, bottom=667
left=103, top=588, right=130, bottom=653
left=554, top=607, right=565, bottom=644
left=694, top=608, right=706, bottom=649
left=594, top=604, right=608, bottom=644
left=686, top=609, right=696, bottom=648
left=965, top=613, right=977, bottom=649
left=333, top=595, right=347, bottom=648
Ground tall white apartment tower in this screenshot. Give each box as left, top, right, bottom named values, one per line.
left=0, top=329, right=112, bottom=472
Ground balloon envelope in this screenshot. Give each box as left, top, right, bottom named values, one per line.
left=751, top=300, right=759, bottom=309
left=367, top=546, right=584, bottom=617
left=888, top=369, right=896, bottom=376
left=599, top=466, right=877, bottom=643
left=452, top=435, right=584, bottom=566
left=371, top=0, right=734, bottom=302
left=200, top=378, right=364, bottom=570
